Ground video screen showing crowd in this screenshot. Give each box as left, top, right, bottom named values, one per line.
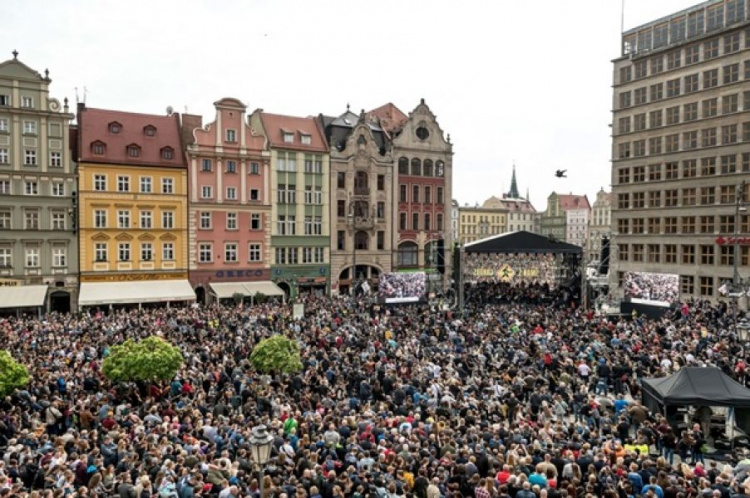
left=377, top=272, right=427, bottom=304
left=624, top=271, right=679, bottom=307
left=462, top=252, right=581, bottom=307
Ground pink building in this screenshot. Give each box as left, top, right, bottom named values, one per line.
left=181, top=98, right=272, bottom=303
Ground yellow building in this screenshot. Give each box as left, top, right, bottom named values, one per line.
left=458, top=201, right=508, bottom=245
left=75, top=105, right=193, bottom=308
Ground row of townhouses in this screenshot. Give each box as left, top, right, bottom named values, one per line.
left=0, top=53, right=453, bottom=311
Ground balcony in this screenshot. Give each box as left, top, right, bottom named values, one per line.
left=352, top=216, right=374, bottom=230
left=353, top=187, right=370, bottom=196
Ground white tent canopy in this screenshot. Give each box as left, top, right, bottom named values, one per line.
left=79, top=280, right=195, bottom=307
left=0, top=285, right=47, bottom=309
left=209, top=281, right=285, bottom=299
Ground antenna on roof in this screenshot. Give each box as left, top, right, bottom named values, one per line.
left=83, top=86, right=88, bottom=104
left=74, top=87, right=79, bottom=105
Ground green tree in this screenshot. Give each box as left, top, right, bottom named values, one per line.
left=0, top=350, right=29, bottom=397
left=250, top=335, right=303, bottom=374
left=232, top=292, right=244, bottom=306
left=102, top=336, right=183, bottom=383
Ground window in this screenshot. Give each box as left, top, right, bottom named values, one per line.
left=275, top=247, right=286, bottom=265
left=143, top=125, right=156, bottom=137
left=411, top=158, right=421, bottom=176
left=618, top=244, right=629, bottom=261
left=94, top=175, right=107, bottom=191
left=412, top=185, right=420, bottom=203
left=649, top=164, right=662, bottom=181
left=250, top=189, right=259, bottom=201
left=24, top=211, right=39, bottom=230
left=51, top=212, right=65, bottom=230
left=127, top=145, right=140, bottom=158
left=685, top=44, right=700, bottom=64
left=52, top=182, right=64, bottom=196
left=727, top=0, right=745, bottom=25
left=650, top=83, right=663, bottom=102
left=721, top=155, right=737, bottom=175
left=720, top=185, right=736, bottom=203
left=140, top=210, right=152, bottom=229
left=667, top=50, right=681, bottom=70
left=224, top=243, right=238, bottom=262
left=648, top=244, right=660, bottom=263
left=632, top=244, right=644, bottom=262
left=632, top=218, right=644, bottom=234
left=337, top=200, right=346, bottom=218
left=723, top=94, right=739, bottom=114
left=337, top=231, right=346, bottom=251
left=665, top=217, right=678, bottom=234
left=634, top=113, right=646, bottom=131
left=724, top=63, right=740, bottom=84
left=109, top=122, right=121, bottom=134
left=684, top=74, right=699, bottom=93
left=681, top=275, right=695, bottom=294
left=226, top=160, right=236, bottom=173
left=201, top=159, right=212, bottom=172
left=161, top=147, right=174, bottom=160
left=140, top=177, right=152, bottom=193
left=424, top=213, right=431, bottom=231
left=683, top=131, right=698, bottom=149
left=682, top=245, right=695, bottom=264
left=683, top=188, right=697, bottom=206
left=226, top=187, right=237, bottom=200
left=249, top=243, right=261, bottom=262
left=0, top=149, right=7, bottom=164
left=682, top=216, right=696, bottom=234
left=94, top=210, right=107, bottom=228
left=701, top=245, right=715, bottom=265
left=141, top=243, right=153, bottom=262
left=723, top=125, right=738, bottom=144
left=620, top=66, right=632, bottom=83
left=721, top=246, right=735, bottom=266
left=665, top=189, right=679, bottom=207
left=162, top=242, right=174, bottom=261
left=49, top=151, right=62, bottom=168
left=117, top=176, right=130, bottom=192
left=648, top=136, right=662, bottom=154
left=682, top=159, right=696, bottom=178
left=633, top=191, right=645, bottom=207
left=118, top=210, right=130, bottom=229
left=397, top=242, right=418, bottom=267
left=25, top=246, right=39, bottom=267
left=162, top=178, right=173, bottom=194
left=700, top=215, right=715, bottom=234
left=250, top=162, right=260, bottom=175
left=95, top=243, right=107, bottom=262
left=701, top=186, right=715, bottom=205
left=162, top=211, right=174, bottom=229
left=618, top=116, right=631, bottom=134
left=617, top=219, right=629, bottom=234
left=666, top=78, right=680, bottom=97
left=336, top=172, right=346, bottom=189
left=24, top=150, right=37, bottom=166
left=282, top=132, right=294, bottom=143
left=355, top=232, right=369, bottom=251
left=664, top=245, right=677, bottom=264
left=634, top=87, right=647, bottom=105
left=437, top=213, right=444, bottom=231
left=399, top=212, right=407, bottom=230
left=398, top=157, right=409, bottom=175
left=720, top=214, right=736, bottom=233
left=25, top=181, right=37, bottom=195
left=23, top=121, right=36, bottom=134
left=649, top=111, right=662, bottom=129
left=619, top=91, right=631, bottom=109
left=399, top=185, right=407, bottom=203
left=226, top=129, right=237, bottom=142
left=651, top=55, right=664, bottom=74
left=118, top=243, right=131, bottom=262
left=377, top=231, right=385, bottom=250
left=701, top=127, right=717, bottom=147
left=92, top=142, right=105, bottom=155
left=201, top=186, right=213, bottom=199
left=277, top=215, right=296, bottom=235
left=705, top=38, right=719, bottom=58
left=0, top=95, right=9, bottom=106
left=703, top=68, right=718, bottom=88
left=702, top=98, right=717, bottom=118
left=198, top=211, right=211, bottom=230
left=665, top=134, right=679, bottom=152
left=411, top=212, right=419, bottom=230
left=0, top=180, right=10, bottom=195
left=649, top=190, right=662, bottom=207
left=251, top=213, right=261, bottom=230
left=745, top=122, right=750, bottom=142
left=199, top=243, right=212, bottom=263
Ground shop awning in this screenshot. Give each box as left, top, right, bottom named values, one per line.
left=79, top=280, right=196, bottom=307
left=0, top=285, right=47, bottom=309
left=210, top=281, right=286, bottom=299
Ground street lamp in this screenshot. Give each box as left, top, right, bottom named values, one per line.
left=249, top=425, right=274, bottom=496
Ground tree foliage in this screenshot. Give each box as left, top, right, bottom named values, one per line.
left=102, top=336, right=183, bottom=383
left=0, top=350, right=29, bottom=397
left=250, top=335, right=303, bottom=374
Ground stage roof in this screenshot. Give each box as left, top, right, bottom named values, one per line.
left=464, top=231, right=583, bottom=255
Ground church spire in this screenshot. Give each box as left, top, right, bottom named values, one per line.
left=508, top=164, right=520, bottom=199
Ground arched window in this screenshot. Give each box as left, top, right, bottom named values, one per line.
left=411, top=158, right=421, bottom=176
left=397, top=241, right=418, bottom=267
left=354, top=171, right=369, bottom=193
left=354, top=200, right=369, bottom=218
left=355, top=231, right=369, bottom=250
left=435, top=160, right=445, bottom=177
left=423, top=159, right=433, bottom=176
left=398, top=157, right=409, bottom=175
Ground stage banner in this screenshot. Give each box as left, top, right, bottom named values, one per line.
left=462, top=252, right=560, bottom=286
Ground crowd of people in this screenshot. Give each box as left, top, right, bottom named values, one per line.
left=1, top=286, right=750, bottom=498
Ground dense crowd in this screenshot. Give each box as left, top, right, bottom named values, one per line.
left=1, top=287, right=750, bottom=498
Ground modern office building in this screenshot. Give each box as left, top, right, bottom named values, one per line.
left=254, top=111, right=330, bottom=298
left=76, top=105, right=193, bottom=308
left=613, top=0, right=750, bottom=299
left=0, top=52, right=77, bottom=313
left=319, top=108, right=394, bottom=295
left=181, top=98, right=275, bottom=304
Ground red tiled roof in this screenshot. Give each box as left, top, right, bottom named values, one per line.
left=558, top=194, right=590, bottom=211
left=368, top=103, right=408, bottom=135
left=259, top=112, right=328, bottom=152
left=78, top=106, right=185, bottom=167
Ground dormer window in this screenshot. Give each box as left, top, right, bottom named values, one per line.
left=161, top=147, right=174, bottom=160
left=282, top=132, right=294, bottom=143
left=300, top=134, right=312, bottom=145
left=91, top=141, right=106, bottom=155
left=126, top=144, right=141, bottom=158
left=109, top=122, right=122, bottom=134
left=144, top=125, right=156, bottom=137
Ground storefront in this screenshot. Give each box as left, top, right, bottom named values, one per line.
left=190, top=268, right=272, bottom=305
left=271, top=264, right=330, bottom=299
left=0, top=285, right=48, bottom=317
left=209, top=281, right=285, bottom=304
left=78, top=280, right=195, bottom=310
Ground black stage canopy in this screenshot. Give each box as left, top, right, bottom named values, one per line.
left=642, top=367, right=750, bottom=410
left=464, top=230, right=583, bottom=255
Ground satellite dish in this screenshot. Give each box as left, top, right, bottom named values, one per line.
left=166, top=105, right=174, bottom=116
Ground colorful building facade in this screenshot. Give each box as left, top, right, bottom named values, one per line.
left=0, top=53, right=78, bottom=313
left=182, top=98, right=272, bottom=303
left=253, top=111, right=330, bottom=298
left=76, top=105, right=192, bottom=307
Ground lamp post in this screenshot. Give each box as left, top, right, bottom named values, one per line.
left=738, top=320, right=750, bottom=362
left=249, top=425, right=274, bottom=497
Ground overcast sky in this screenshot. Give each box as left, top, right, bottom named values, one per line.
left=3, top=0, right=699, bottom=210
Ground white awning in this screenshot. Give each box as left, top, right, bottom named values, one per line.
left=0, top=285, right=47, bottom=309
left=210, top=281, right=286, bottom=299
left=79, top=280, right=196, bottom=307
